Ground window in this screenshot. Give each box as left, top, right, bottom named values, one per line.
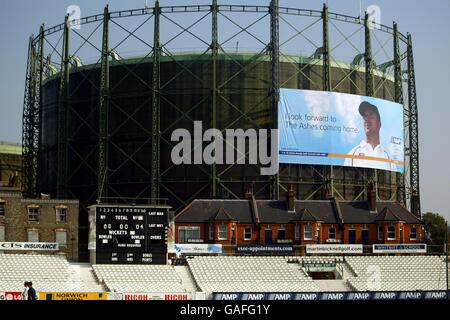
left=378, top=226, right=383, bottom=240
left=55, top=230, right=67, bottom=248
left=410, top=227, right=417, bottom=240
left=178, top=226, right=200, bottom=243
left=328, top=228, right=336, bottom=239
left=244, top=227, right=252, bottom=241
left=27, top=229, right=39, bottom=242
left=295, top=224, right=300, bottom=240
left=56, top=207, right=67, bottom=222
left=218, top=224, right=227, bottom=240
left=388, top=225, right=396, bottom=240
left=209, top=224, right=214, bottom=240
left=0, top=225, right=5, bottom=241
left=277, top=228, right=286, bottom=240
left=304, top=225, right=313, bottom=240
left=28, top=207, right=39, bottom=222
left=0, top=201, right=5, bottom=216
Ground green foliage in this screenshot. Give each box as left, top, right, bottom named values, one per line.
left=422, top=212, right=449, bottom=245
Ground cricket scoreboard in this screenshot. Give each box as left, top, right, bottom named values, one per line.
left=94, top=205, right=170, bottom=264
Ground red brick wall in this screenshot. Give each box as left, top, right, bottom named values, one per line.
left=175, top=222, right=424, bottom=245
left=259, top=224, right=294, bottom=244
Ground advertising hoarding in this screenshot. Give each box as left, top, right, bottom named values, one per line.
left=372, top=244, right=427, bottom=253
left=0, top=242, right=59, bottom=251
left=279, top=89, right=404, bottom=172
left=168, top=243, right=222, bottom=254
left=306, top=244, right=363, bottom=254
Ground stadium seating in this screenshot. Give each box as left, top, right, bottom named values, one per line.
left=187, top=256, right=322, bottom=293
left=1, top=253, right=448, bottom=297
left=92, top=264, right=186, bottom=293
left=0, top=253, right=101, bottom=292
left=345, top=255, right=447, bottom=291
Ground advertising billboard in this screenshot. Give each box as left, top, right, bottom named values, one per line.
left=279, top=89, right=404, bottom=172
left=236, top=245, right=293, bottom=254
left=0, top=242, right=59, bottom=251
left=168, top=243, right=222, bottom=254
left=39, top=292, right=107, bottom=300
left=306, top=244, right=363, bottom=254
left=372, top=244, right=427, bottom=254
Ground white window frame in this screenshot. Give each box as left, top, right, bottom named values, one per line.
left=27, top=229, right=39, bottom=242
left=410, top=227, right=417, bottom=240
left=304, top=225, right=313, bottom=240
left=218, top=224, right=227, bottom=240
left=244, top=227, right=252, bottom=241
left=378, top=226, right=383, bottom=240
left=28, top=207, right=39, bottom=222
left=209, top=224, right=214, bottom=240
left=388, top=225, right=396, bottom=240
left=295, top=224, right=300, bottom=240
left=55, top=229, right=68, bottom=248
left=0, top=225, right=5, bottom=242
left=56, top=207, right=68, bottom=223
left=328, top=227, right=336, bottom=240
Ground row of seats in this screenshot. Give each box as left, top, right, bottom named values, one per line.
left=92, top=264, right=186, bottom=293
left=0, top=253, right=100, bottom=292
left=187, top=256, right=321, bottom=293
left=345, top=255, right=447, bottom=291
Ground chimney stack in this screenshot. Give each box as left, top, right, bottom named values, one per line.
left=368, top=183, right=377, bottom=212
left=287, top=184, right=295, bottom=212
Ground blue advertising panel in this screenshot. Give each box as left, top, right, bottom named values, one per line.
left=279, top=89, right=404, bottom=172
left=212, top=291, right=447, bottom=301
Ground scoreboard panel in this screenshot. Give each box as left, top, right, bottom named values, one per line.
left=95, top=206, right=169, bottom=264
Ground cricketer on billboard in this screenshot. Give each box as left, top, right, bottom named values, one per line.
left=279, top=88, right=404, bottom=172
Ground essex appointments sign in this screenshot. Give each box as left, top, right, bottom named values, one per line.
left=0, top=242, right=59, bottom=251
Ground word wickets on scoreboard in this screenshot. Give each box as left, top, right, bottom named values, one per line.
left=95, top=206, right=169, bottom=264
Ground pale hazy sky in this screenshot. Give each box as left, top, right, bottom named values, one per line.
left=0, top=0, right=448, bottom=221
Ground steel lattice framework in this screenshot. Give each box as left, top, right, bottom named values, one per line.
left=22, top=1, right=421, bottom=258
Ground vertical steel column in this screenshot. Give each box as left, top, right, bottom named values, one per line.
left=322, top=4, right=333, bottom=197
left=22, top=36, right=37, bottom=197
left=393, top=23, right=403, bottom=104
left=364, top=13, right=374, bottom=97
left=36, top=25, right=45, bottom=196
left=406, top=33, right=421, bottom=217
left=270, top=0, right=280, bottom=200
left=98, top=6, right=110, bottom=203
left=211, top=0, right=219, bottom=198
left=151, top=1, right=161, bottom=202
left=57, top=16, right=70, bottom=198
left=365, top=14, right=378, bottom=200
left=322, top=4, right=331, bottom=92
left=393, top=22, right=405, bottom=206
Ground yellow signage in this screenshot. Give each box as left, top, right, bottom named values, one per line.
left=39, top=292, right=108, bottom=300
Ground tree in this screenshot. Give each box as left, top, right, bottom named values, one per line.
left=422, top=212, right=449, bottom=246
